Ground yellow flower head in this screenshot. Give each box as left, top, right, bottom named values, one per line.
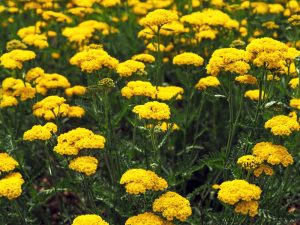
left=206, top=48, right=251, bottom=76
left=155, top=86, right=184, bottom=101
left=253, top=164, right=274, bottom=177
left=252, top=142, right=294, bottom=167
left=0, top=95, right=18, bottom=108
left=0, top=49, right=36, bottom=69
left=71, top=214, right=109, bottom=225
left=0, top=153, right=19, bottom=172
left=244, top=90, right=266, bottom=101
left=54, top=128, right=105, bottom=155
left=23, top=122, right=57, bottom=141
left=234, top=200, right=259, bottom=217
left=133, top=101, right=171, bottom=120
left=235, top=75, right=257, bottom=85
left=195, top=76, right=220, bottom=90
left=289, top=78, right=299, bottom=89
left=173, top=52, right=204, bottom=67
left=116, top=60, right=146, bottom=77
left=120, top=168, right=168, bottom=195
left=264, top=115, right=300, bottom=136
left=65, top=85, right=87, bottom=97
left=125, top=212, right=173, bottom=225
left=140, top=9, right=178, bottom=27
left=69, top=156, right=98, bottom=176
left=152, top=191, right=192, bottom=221
left=132, top=53, right=155, bottom=63
left=0, top=172, right=24, bottom=200
left=237, top=155, right=262, bottom=170
left=290, top=98, right=300, bottom=110
left=121, top=81, right=156, bottom=99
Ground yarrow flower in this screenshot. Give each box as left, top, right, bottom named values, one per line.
left=116, top=60, right=146, bottom=77
left=139, top=9, right=178, bottom=28
left=172, top=52, right=204, bottom=67
left=65, top=86, right=87, bottom=97
left=71, top=214, right=109, bottom=225
left=152, top=191, right=192, bottom=221
left=195, top=76, right=220, bottom=90
left=69, top=156, right=98, bottom=176
left=0, top=172, right=24, bottom=200
left=237, top=155, right=262, bottom=170
left=54, top=128, right=106, bottom=155
left=290, top=98, right=300, bottom=110
left=32, top=96, right=85, bottom=120
left=252, top=142, right=294, bottom=167
left=0, top=49, right=36, bottom=69
left=206, top=48, right=251, bottom=76
left=235, top=75, right=257, bottom=85
left=213, top=180, right=262, bottom=217
left=125, top=212, right=173, bottom=225
left=155, top=86, right=184, bottom=100
left=244, top=90, right=266, bottom=101
left=289, top=78, right=299, bottom=89
left=133, top=101, right=171, bottom=120
left=120, top=168, right=168, bottom=195
left=0, top=153, right=19, bottom=172
left=132, top=53, right=155, bottom=63
left=264, top=115, right=300, bottom=136
left=23, top=122, right=57, bottom=141
left=121, top=81, right=156, bottom=99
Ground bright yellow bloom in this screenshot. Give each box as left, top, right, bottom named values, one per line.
left=173, top=52, right=204, bottom=67
left=42, top=11, right=72, bottom=23
left=152, top=191, right=192, bottom=221
left=195, top=76, right=220, bottom=90
left=0, top=172, right=24, bottom=200
left=65, top=86, right=87, bottom=97
left=0, top=49, right=36, bottom=69
left=125, top=212, right=173, bottom=225
left=289, top=78, right=299, bottom=89
left=0, top=153, right=19, bottom=172
left=0, top=95, right=18, bottom=108
left=26, top=67, right=45, bottom=82
left=264, top=115, right=300, bottom=136
left=23, top=122, right=57, bottom=141
left=155, top=86, right=184, bottom=100
left=234, top=200, right=259, bottom=217
left=235, top=75, right=257, bottom=85
left=116, top=60, right=146, bottom=77
left=22, top=34, right=49, bottom=49
left=140, top=9, right=178, bottom=27
left=2, top=77, right=36, bottom=101
left=252, top=142, right=294, bottom=167
left=54, top=128, right=105, bottom=155
left=71, top=214, right=109, bottom=225
left=253, top=164, right=274, bottom=177
left=69, top=156, right=98, bottom=176
left=121, top=81, right=156, bottom=99
left=132, top=53, right=155, bottom=63
left=244, top=90, right=266, bottom=101
left=206, top=48, right=251, bottom=76
left=133, top=101, right=171, bottom=120
left=237, top=155, right=262, bottom=170
left=290, top=98, right=300, bottom=110
left=120, top=169, right=168, bottom=195
left=35, top=73, right=71, bottom=95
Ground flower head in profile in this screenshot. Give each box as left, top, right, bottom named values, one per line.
left=195, top=76, right=220, bottom=90
left=173, top=52, right=204, bottom=67
left=71, top=214, right=109, bottom=225
left=264, top=115, right=300, bottom=136
left=125, top=212, right=173, bottom=225
left=139, top=9, right=178, bottom=28
left=69, top=156, right=98, bottom=176
left=133, top=101, right=171, bottom=120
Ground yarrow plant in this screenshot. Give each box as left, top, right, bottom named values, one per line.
left=0, top=0, right=300, bottom=224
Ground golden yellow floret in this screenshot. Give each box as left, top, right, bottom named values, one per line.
left=65, top=86, right=87, bottom=97
left=195, top=76, right=220, bottom=90
left=120, top=168, right=168, bottom=195
left=237, top=155, right=262, bottom=170
left=125, top=212, right=173, bottom=225
left=23, top=122, right=57, bottom=141
left=264, top=115, right=300, bottom=136
left=0, top=49, right=36, bottom=69
left=0, top=172, right=24, bottom=200
left=152, top=191, right=192, bottom=221
left=116, top=60, right=146, bottom=77
left=253, top=164, right=274, bottom=177
left=234, top=200, right=259, bottom=217
left=235, top=75, right=257, bottom=85
left=252, top=142, right=294, bottom=167
left=173, top=52, right=204, bottom=67
left=290, top=98, right=300, bottom=110
left=133, top=101, right=171, bottom=120
left=132, top=53, right=155, bottom=63
left=71, top=214, right=109, bottom=225
left=0, top=153, right=19, bottom=172
left=121, top=81, right=156, bottom=99
left=69, top=156, right=98, bottom=176
left=139, top=9, right=178, bottom=27
left=244, top=90, right=266, bottom=101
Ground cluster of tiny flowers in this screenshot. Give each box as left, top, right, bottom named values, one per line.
left=132, top=101, right=171, bottom=120
left=23, top=122, right=57, bottom=141
left=33, top=96, right=85, bottom=120
left=195, top=76, right=220, bottom=90
left=172, top=52, right=204, bottom=67
left=71, top=214, right=109, bottom=225
left=235, top=74, right=258, bottom=85
left=206, top=48, right=251, bottom=76
left=131, top=53, right=155, bottom=63
left=0, top=49, right=36, bottom=69
left=120, top=168, right=168, bottom=194
left=152, top=191, right=192, bottom=221
left=65, top=85, right=87, bottom=97
left=0, top=153, right=24, bottom=200
left=244, top=90, right=266, bottom=101
left=252, top=142, right=294, bottom=167
left=54, top=128, right=106, bottom=155
left=70, top=46, right=119, bottom=73
left=68, top=156, right=99, bottom=176
left=264, top=115, right=300, bottom=136
left=213, top=180, right=262, bottom=217
left=237, top=155, right=262, bottom=170
left=290, top=98, right=300, bottom=110
left=139, top=9, right=178, bottom=27
left=116, top=60, right=146, bottom=77
left=125, top=212, right=173, bottom=225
